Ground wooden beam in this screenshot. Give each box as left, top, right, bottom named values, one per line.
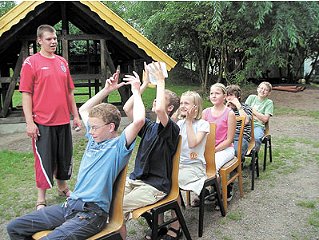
left=100, top=38, right=107, bottom=83
left=61, top=35, right=69, bottom=61
left=21, top=34, right=110, bottom=41
left=71, top=74, right=102, bottom=80
left=0, top=77, right=15, bottom=83
left=1, top=42, right=26, bottom=117
left=105, top=47, right=116, bottom=73
left=61, top=2, right=69, bottom=34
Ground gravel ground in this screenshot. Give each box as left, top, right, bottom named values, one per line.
left=0, top=87, right=318, bottom=240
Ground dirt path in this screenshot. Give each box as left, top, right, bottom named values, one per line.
left=0, top=87, right=318, bottom=239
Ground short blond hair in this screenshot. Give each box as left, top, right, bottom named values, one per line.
left=178, top=91, right=203, bottom=120
left=89, top=103, right=121, bottom=131
left=258, top=81, right=272, bottom=92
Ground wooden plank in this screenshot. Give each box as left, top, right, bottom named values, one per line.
left=71, top=74, right=101, bottom=80
left=0, top=77, right=15, bottom=83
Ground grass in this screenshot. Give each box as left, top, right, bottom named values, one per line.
left=309, top=210, right=319, bottom=227
left=297, top=200, right=317, bottom=209
left=274, top=106, right=319, bottom=120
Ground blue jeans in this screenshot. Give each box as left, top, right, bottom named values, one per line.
left=7, top=199, right=108, bottom=240
left=254, top=126, right=265, bottom=152
left=234, top=137, right=249, bottom=160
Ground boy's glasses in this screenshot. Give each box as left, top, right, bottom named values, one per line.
left=90, top=123, right=111, bottom=132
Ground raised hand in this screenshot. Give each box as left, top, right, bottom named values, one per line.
left=104, top=70, right=125, bottom=91
left=146, top=62, right=167, bottom=86
left=123, top=71, right=141, bottom=94
left=142, top=62, right=150, bottom=86
left=186, top=105, right=198, bottom=121
left=227, top=97, right=241, bottom=109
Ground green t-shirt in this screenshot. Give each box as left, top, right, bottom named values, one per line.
left=245, top=95, right=274, bottom=128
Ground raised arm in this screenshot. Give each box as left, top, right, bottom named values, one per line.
left=122, top=71, right=145, bottom=146
left=152, top=62, right=169, bottom=127
left=123, top=62, right=150, bottom=120
left=227, top=97, right=250, bottom=125
left=185, top=106, right=207, bottom=148
left=79, top=70, right=124, bottom=127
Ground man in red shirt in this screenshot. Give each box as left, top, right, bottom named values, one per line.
left=19, top=24, right=81, bottom=210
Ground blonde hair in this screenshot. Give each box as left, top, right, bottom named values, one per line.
left=258, top=81, right=272, bottom=92
left=178, top=91, right=203, bottom=120
left=89, top=103, right=121, bottom=131
left=211, top=83, right=227, bottom=94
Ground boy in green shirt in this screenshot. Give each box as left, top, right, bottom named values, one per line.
left=245, top=81, right=274, bottom=151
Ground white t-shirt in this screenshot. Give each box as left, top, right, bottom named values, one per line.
left=177, top=119, right=210, bottom=165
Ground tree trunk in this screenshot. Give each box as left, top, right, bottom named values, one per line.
left=305, top=51, right=319, bottom=83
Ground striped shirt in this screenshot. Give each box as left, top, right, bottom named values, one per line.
left=233, top=103, right=252, bottom=142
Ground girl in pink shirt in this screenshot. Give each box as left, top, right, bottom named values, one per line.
left=202, top=83, right=236, bottom=172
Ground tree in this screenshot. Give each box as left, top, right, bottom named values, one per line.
left=105, top=2, right=319, bottom=86
left=0, top=1, right=16, bottom=17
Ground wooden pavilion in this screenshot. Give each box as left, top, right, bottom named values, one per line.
left=0, top=1, right=176, bottom=120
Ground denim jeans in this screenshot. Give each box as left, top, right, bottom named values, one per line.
left=254, top=126, right=265, bottom=152
left=234, top=137, right=249, bottom=160
left=7, top=199, right=108, bottom=240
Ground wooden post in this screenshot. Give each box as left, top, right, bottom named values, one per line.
left=100, top=39, right=115, bottom=77
left=61, top=2, right=69, bottom=61
left=100, top=39, right=107, bottom=89
left=61, top=32, right=68, bottom=62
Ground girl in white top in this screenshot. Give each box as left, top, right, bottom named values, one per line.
left=165, top=91, right=209, bottom=239
left=177, top=91, right=210, bottom=196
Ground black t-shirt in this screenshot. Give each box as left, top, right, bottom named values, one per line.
left=129, top=118, right=180, bottom=194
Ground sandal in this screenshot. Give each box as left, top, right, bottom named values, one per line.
left=36, top=200, right=47, bottom=210
left=161, top=227, right=182, bottom=240
left=144, top=227, right=168, bottom=240
left=58, top=187, right=71, bottom=197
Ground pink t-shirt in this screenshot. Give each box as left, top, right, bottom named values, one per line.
left=202, top=107, right=231, bottom=147
left=19, top=53, right=75, bottom=126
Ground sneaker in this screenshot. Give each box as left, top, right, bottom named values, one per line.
left=204, top=188, right=216, bottom=200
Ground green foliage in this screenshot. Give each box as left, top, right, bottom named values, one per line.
left=106, top=2, right=319, bottom=85
left=0, top=1, right=16, bottom=17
